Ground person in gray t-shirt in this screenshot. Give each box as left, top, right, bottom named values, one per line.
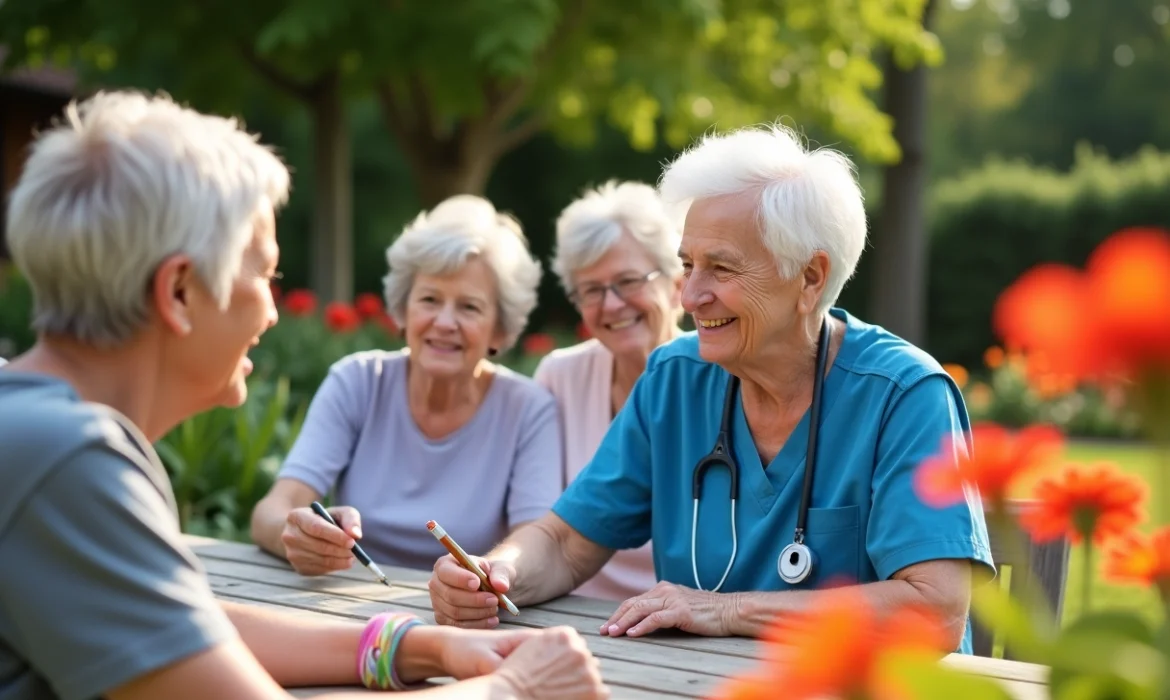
left=0, top=91, right=605, bottom=700
left=251, top=196, right=564, bottom=585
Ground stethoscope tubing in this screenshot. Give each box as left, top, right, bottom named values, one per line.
left=690, top=318, right=831, bottom=592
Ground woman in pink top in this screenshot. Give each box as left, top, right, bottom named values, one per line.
left=534, top=180, right=684, bottom=600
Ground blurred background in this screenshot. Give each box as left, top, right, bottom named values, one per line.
left=1, top=0, right=1167, bottom=624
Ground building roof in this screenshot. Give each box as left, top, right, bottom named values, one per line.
left=0, top=46, right=77, bottom=97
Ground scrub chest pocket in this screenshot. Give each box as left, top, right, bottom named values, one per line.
left=796, top=504, right=861, bottom=588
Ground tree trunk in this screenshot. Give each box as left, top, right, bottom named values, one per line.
left=413, top=154, right=495, bottom=208
left=308, top=72, right=353, bottom=303
left=870, top=0, right=936, bottom=346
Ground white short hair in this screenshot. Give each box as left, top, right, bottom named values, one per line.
left=658, top=123, right=867, bottom=314
left=551, top=180, right=683, bottom=294
left=382, top=195, right=542, bottom=351
left=6, top=90, right=290, bottom=347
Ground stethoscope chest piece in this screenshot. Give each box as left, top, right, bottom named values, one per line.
left=777, top=541, right=815, bottom=585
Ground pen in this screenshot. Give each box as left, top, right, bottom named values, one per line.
left=310, top=501, right=391, bottom=588
left=426, top=520, right=519, bottom=616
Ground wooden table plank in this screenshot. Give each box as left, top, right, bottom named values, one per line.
left=217, top=594, right=680, bottom=700
left=207, top=571, right=759, bottom=680
left=190, top=536, right=1049, bottom=699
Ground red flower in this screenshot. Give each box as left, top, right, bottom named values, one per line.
left=1085, top=227, right=1170, bottom=374
left=283, top=289, right=317, bottom=317
left=1019, top=464, right=1145, bottom=545
left=710, top=587, right=950, bottom=700
left=522, top=332, right=557, bottom=356
left=354, top=292, right=385, bottom=320
left=324, top=302, right=361, bottom=333
left=377, top=313, right=399, bottom=335
left=992, top=227, right=1170, bottom=384
left=914, top=423, right=1063, bottom=510
left=576, top=321, right=592, bottom=340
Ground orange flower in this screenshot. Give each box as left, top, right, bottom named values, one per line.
left=992, top=227, right=1170, bottom=384
left=942, top=363, right=969, bottom=390
left=283, top=289, right=317, bottom=317
left=992, top=264, right=1102, bottom=380
left=1105, top=527, right=1170, bottom=595
left=984, top=346, right=1005, bottom=369
left=1019, top=464, right=1145, bottom=545
left=323, top=302, right=361, bottom=333
left=914, top=423, right=1063, bottom=509
left=354, top=292, right=385, bottom=319
left=709, top=588, right=949, bottom=700
left=966, top=382, right=994, bottom=412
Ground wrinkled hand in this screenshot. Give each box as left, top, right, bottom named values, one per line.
left=494, top=627, right=609, bottom=700
left=429, top=553, right=516, bottom=629
left=600, top=582, right=736, bottom=638
left=280, top=505, right=362, bottom=576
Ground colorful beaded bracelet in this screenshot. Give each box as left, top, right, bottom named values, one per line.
left=357, top=612, right=425, bottom=690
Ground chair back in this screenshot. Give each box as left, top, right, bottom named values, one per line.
left=971, top=499, right=1070, bottom=660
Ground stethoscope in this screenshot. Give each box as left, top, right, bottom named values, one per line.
left=690, top=318, right=830, bottom=592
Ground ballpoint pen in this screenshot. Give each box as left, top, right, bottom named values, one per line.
left=427, top=520, right=519, bottom=616
left=310, top=501, right=392, bottom=588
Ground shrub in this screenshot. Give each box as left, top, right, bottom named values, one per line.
left=927, top=145, right=1170, bottom=370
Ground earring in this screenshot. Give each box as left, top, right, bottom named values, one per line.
left=488, top=347, right=498, bottom=357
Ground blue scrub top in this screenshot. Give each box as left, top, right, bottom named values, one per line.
left=552, top=308, right=995, bottom=654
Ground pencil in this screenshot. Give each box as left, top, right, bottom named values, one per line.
left=426, top=520, right=519, bottom=616
left=310, top=502, right=392, bottom=588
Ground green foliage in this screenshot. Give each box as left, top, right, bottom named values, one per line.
left=0, top=266, right=34, bottom=360
left=926, top=145, right=1170, bottom=370
left=250, top=310, right=402, bottom=408
left=960, top=354, right=1144, bottom=440
left=0, top=0, right=941, bottom=169
left=154, top=375, right=306, bottom=541
left=928, top=0, right=1170, bottom=180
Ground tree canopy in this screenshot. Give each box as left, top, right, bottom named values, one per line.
left=2, top=0, right=942, bottom=201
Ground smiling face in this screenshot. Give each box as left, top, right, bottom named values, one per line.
left=403, top=257, right=504, bottom=378
left=160, top=203, right=281, bottom=412
left=570, top=232, right=682, bottom=360
left=679, top=193, right=807, bottom=368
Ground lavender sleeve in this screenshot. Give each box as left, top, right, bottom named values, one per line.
left=505, top=388, right=565, bottom=527
left=277, top=356, right=371, bottom=496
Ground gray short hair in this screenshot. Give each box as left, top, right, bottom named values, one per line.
left=382, top=195, right=542, bottom=351
left=6, top=91, right=290, bottom=347
left=658, top=123, right=867, bottom=314
left=551, top=180, right=683, bottom=294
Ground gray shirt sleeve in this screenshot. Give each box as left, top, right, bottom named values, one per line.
left=505, top=389, right=565, bottom=526
left=0, top=443, right=238, bottom=700
left=278, top=358, right=370, bottom=495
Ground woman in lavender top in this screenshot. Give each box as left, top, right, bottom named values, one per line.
left=251, top=196, right=564, bottom=578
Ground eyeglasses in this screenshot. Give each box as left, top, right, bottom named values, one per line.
left=569, top=270, right=662, bottom=307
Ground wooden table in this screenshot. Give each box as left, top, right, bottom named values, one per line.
left=188, top=535, right=1050, bottom=699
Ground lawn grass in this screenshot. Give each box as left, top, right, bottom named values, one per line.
left=1012, top=441, right=1167, bottom=626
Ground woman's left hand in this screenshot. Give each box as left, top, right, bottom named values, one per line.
left=599, top=582, right=737, bottom=638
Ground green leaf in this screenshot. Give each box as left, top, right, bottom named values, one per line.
left=970, top=582, right=1055, bottom=663
left=882, top=652, right=1015, bottom=700
left=1047, top=610, right=1164, bottom=699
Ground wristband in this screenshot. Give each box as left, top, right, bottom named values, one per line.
left=357, top=612, right=425, bottom=690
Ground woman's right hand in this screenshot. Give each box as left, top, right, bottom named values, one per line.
left=429, top=554, right=517, bottom=628
left=279, top=505, right=362, bottom=576
left=492, top=627, right=609, bottom=700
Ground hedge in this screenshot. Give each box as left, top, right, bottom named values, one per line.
left=925, top=144, right=1170, bottom=368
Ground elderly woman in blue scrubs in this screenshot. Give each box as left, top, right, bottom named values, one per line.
left=427, top=123, right=995, bottom=654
